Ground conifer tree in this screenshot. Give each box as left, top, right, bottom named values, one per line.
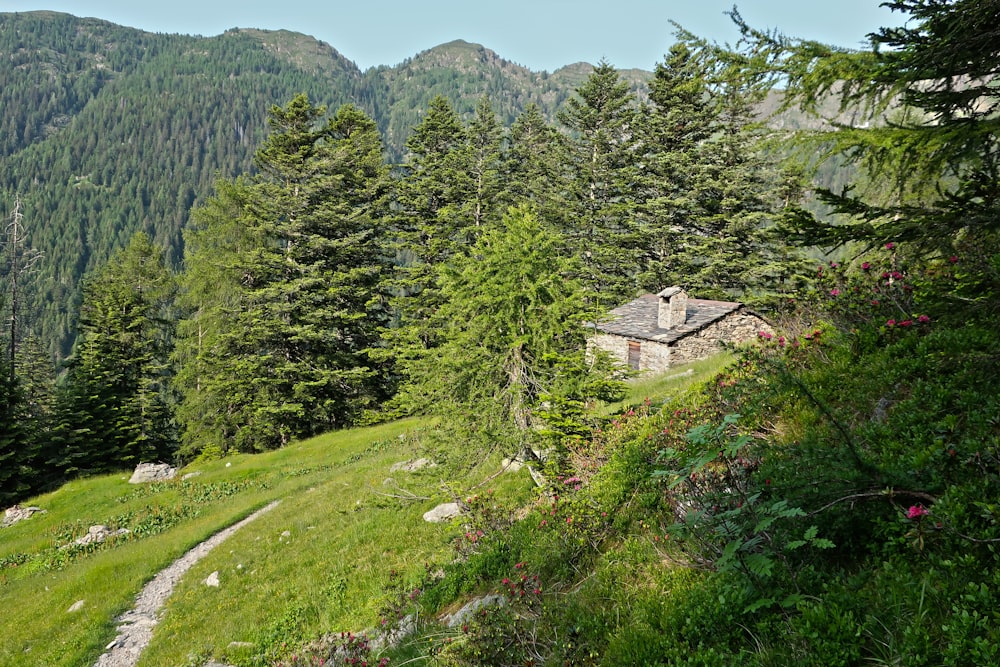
left=175, top=97, right=390, bottom=454
left=52, top=232, right=176, bottom=473
left=638, top=42, right=811, bottom=303
left=500, top=103, right=572, bottom=230
left=722, top=0, right=1000, bottom=250
left=396, top=205, right=621, bottom=457
left=558, top=62, right=643, bottom=302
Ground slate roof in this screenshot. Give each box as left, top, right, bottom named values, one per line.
left=594, top=294, right=744, bottom=344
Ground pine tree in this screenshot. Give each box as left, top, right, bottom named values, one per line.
left=500, top=103, right=572, bottom=229
left=723, top=0, right=1000, bottom=250
left=637, top=42, right=811, bottom=304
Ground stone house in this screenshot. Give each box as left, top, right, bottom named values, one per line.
left=590, top=286, right=771, bottom=373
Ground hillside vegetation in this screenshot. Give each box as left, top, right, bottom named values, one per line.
left=2, top=1, right=999, bottom=664
left=0, top=11, right=645, bottom=358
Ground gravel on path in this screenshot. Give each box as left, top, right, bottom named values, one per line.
left=93, top=500, right=281, bottom=667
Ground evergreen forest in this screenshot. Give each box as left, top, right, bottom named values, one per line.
left=2, top=1, right=1000, bottom=664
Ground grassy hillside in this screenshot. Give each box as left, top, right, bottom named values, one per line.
left=0, top=358, right=722, bottom=667
left=5, top=245, right=1000, bottom=667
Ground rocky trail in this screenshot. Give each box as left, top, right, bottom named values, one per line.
left=92, top=500, right=281, bottom=667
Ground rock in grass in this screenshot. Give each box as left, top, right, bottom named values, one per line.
left=2, top=505, right=45, bottom=527
left=443, top=594, right=505, bottom=627
left=205, top=571, right=220, bottom=587
left=389, top=458, right=436, bottom=473
left=423, top=502, right=462, bottom=523
left=128, top=462, right=177, bottom=484
left=67, top=600, right=85, bottom=613
left=70, top=525, right=130, bottom=547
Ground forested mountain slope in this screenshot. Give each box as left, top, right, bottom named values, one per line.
left=0, top=11, right=633, bottom=358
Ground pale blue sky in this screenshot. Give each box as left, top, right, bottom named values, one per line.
left=1, top=0, right=899, bottom=72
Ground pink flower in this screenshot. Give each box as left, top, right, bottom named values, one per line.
left=918, top=314, right=930, bottom=323
left=871, top=300, right=880, bottom=306
left=885, top=242, right=896, bottom=250
left=887, top=319, right=896, bottom=327
left=949, top=255, right=958, bottom=263
left=758, top=331, right=773, bottom=340
left=899, top=319, right=913, bottom=327
left=907, top=505, right=929, bottom=519
left=829, top=288, right=840, bottom=296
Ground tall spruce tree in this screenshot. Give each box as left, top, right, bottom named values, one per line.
left=638, top=41, right=811, bottom=303
left=52, top=232, right=176, bottom=474
left=462, top=96, right=505, bottom=230
left=558, top=62, right=643, bottom=302
left=500, top=103, right=572, bottom=230
left=175, top=96, right=390, bottom=455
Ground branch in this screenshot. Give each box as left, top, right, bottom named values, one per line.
left=807, top=488, right=937, bottom=516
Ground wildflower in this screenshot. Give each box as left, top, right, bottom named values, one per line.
left=907, top=505, right=929, bottom=519
left=830, top=288, right=840, bottom=296
left=949, top=255, right=958, bottom=263
left=899, top=320, right=913, bottom=327
left=918, top=314, right=930, bottom=323
left=758, top=331, right=773, bottom=340
left=886, top=319, right=896, bottom=327
left=861, top=262, right=871, bottom=270
left=885, top=242, right=896, bottom=250
left=871, top=300, right=880, bottom=306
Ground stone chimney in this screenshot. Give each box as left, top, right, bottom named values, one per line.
left=657, top=286, right=687, bottom=329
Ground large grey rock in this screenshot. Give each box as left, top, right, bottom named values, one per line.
left=2, top=504, right=45, bottom=527
left=423, top=502, right=462, bottom=523
left=128, top=462, right=177, bottom=484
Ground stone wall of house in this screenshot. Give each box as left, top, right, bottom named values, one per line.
left=589, top=310, right=773, bottom=375
left=590, top=333, right=629, bottom=364
left=668, top=311, right=771, bottom=366
left=641, top=340, right=673, bottom=373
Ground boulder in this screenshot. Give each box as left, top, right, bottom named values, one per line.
left=422, top=502, right=462, bottom=523
left=72, top=525, right=130, bottom=547
left=2, top=504, right=45, bottom=527
left=128, top=462, right=177, bottom=484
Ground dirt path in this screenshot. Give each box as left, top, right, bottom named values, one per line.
left=93, top=500, right=281, bottom=667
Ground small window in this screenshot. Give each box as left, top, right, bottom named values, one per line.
left=627, top=341, right=641, bottom=371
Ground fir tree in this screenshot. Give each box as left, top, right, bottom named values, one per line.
left=396, top=205, right=621, bottom=458
left=558, top=62, right=643, bottom=302
left=175, top=96, right=390, bottom=454
left=52, top=232, right=176, bottom=474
